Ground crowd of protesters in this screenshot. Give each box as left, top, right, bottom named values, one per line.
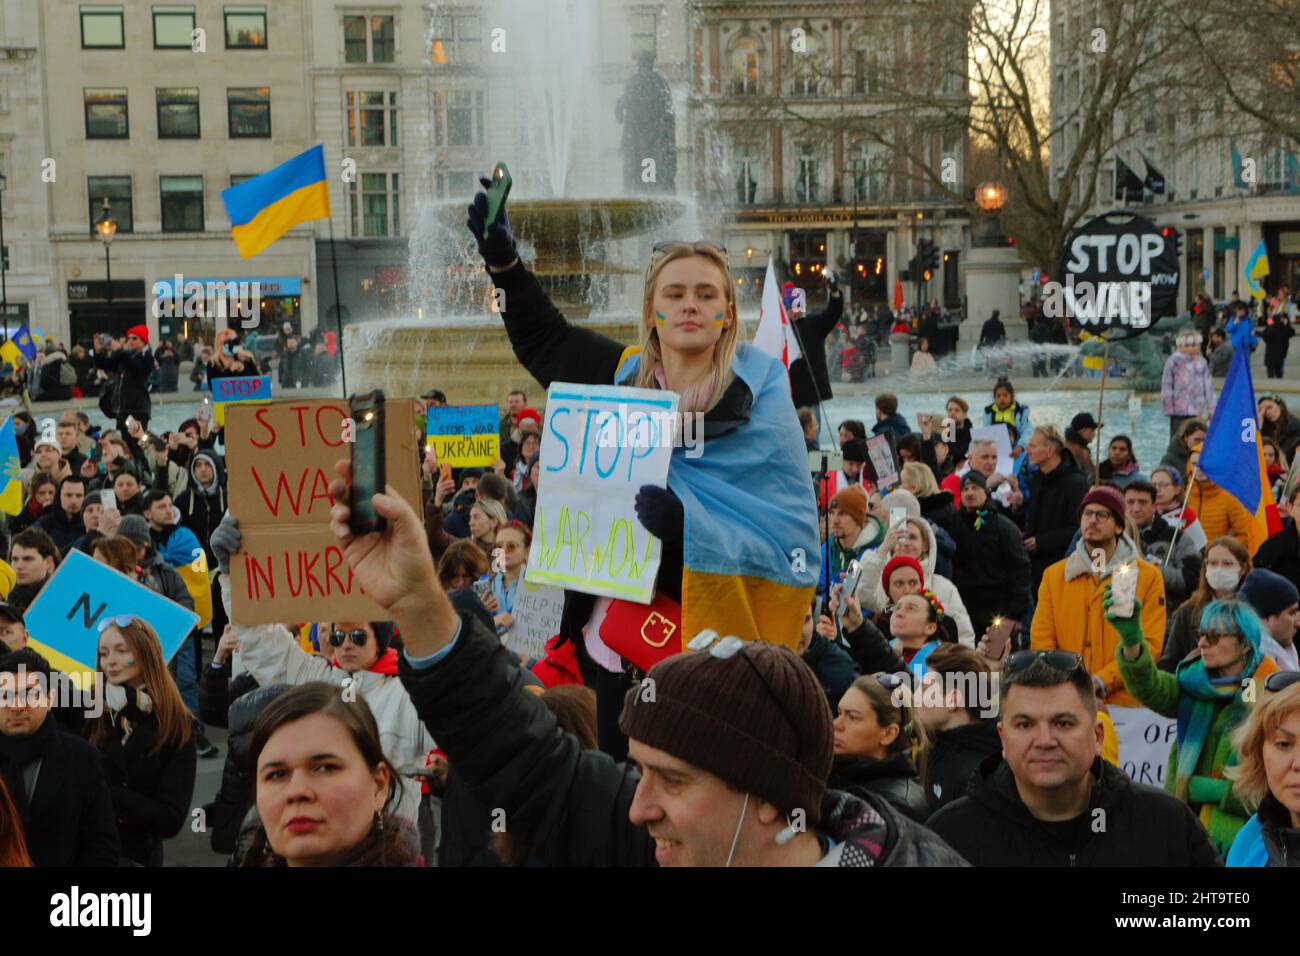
left=2, top=182, right=1299, bottom=870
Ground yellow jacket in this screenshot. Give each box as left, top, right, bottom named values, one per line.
left=1031, top=536, right=1166, bottom=708
left=0, top=559, right=13, bottom=599
left=1187, top=477, right=1264, bottom=555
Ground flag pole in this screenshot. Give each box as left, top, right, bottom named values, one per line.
left=1092, top=335, right=1112, bottom=485
left=328, top=217, right=348, bottom=398
left=1164, top=476, right=1196, bottom=561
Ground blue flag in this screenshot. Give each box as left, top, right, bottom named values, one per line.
left=12, top=325, right=37, bottom=362
left=1198, top=320, right=1263, bottom=514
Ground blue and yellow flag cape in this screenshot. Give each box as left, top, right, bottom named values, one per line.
left=616, top=343, right=821, bottom=649
left=220, top=144, right=330, bottom=259
left=0, top=416, right=22, bottom=516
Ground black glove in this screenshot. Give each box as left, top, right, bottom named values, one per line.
left=465, top=176, right=519, bottom=270
left=634, top=485, right=683, bottom=547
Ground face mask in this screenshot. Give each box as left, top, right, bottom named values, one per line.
left=14, top=421, right=29, bottom=436
left=1205, top=567, right=1239, bottom=592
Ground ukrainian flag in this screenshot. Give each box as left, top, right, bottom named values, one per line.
left=0, top=416, right=23, bottom=516
left=0, top=340, right=22, bottom=371
left=1244, top=239, right=1270, bottom=301
left=220, top=144, right=330, bottom=259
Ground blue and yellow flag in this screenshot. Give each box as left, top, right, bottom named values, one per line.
left=0, top=416, right=23, bottom=516
left=11, top=325, right=37, bottom=363
left=0, top=340, right=22, bottom=371
left=1243, top=239, right=1270, bottom=301
left=220, top=144, right=330, bottom=259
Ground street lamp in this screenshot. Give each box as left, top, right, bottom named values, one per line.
left=974, top=180, right=1008, bottom=247
left=95, top=198, right=117, bottom=330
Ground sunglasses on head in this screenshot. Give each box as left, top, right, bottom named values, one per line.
left=329, top=628, right=369, bottom=648
left=96, top=614, right=139, bottom=634
left=645, top=240, right=728, bottom=284
left=872, top=671, right=914, bottom=692
left=1005, top=649, right=1084, bottom=675
left=1265, top=671, right=1300, bottom=694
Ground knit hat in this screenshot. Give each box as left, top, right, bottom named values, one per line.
left=126, top=324, right=149, bottom=345
left=81, top=490, right=104, bottom=510
left=1079, top=484, right=1126, bottom=525
left=959, top=470, right=988, bottom=492
left=830, top=485, right=867, bottom=527
left=116, top=514, right=152, bottom=549
left=516, top=407, right=542, bottom=434
left=33, top=436, right=60, bottom=452
left=882, top=555, right=925, bottom=592
left=1239, top=569, right=1300, bottom=620
left=840, top=438, right=869, bottom=462
left=619, top=642, right=834, bottom=822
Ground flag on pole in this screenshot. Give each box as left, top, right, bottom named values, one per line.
left=752, top=256, right=802, bottom=372
left=220, top=144, right=330, bottom=259
left=1243, top=239, right=1269, bottom=301
left=11, top=325, right=37, bottom=363
left=1196, top=320, right=1282, bottom=555
left=893, top=279, right=904, bottom=311
left=0, top=416, right=23, bottom=516
left=0, top=340, right=22, bottom=371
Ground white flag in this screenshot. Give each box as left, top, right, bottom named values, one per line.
left=752, top=256, right=802, bottom=370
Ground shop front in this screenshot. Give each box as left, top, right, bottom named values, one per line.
left=149, top=275, right=303, bottom=343
left=68, top=279, right=148, bottom=344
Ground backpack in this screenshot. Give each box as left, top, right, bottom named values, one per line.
left=59, top=361, right=78, bottom=386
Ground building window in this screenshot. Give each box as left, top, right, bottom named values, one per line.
left=630, top=10, right=656, bottom=57
left=87, top=176, right=133, bottom=234
left=730, top=36, right=762, bottom=95
left=433, top=90, right=484, bottom=147
left=431, top=14, right=481, bottom=66
left=734, top=145, right=760, bottom=205
left=228, top=87, right=271, bottom=137
left=225, top=4, right=267, bottom=49
left=788, top=28, right=824, bottom=98
left=794, top=145, right=820, bottom=203
left=852, top=43, right=884, bottom=95
left=161, top=175, right=204, bottom=232
left=434, top=170, right=475, bottom=199
left=157, top=87, right=200, bottom=138
left=153, top=5, right=195, bottom=49
left=85, top=88, right=129, bottom=139
left=345, top=91, right=398, bottom=147
left=230, top=174, right=255, bottom=187
left=349, top=172, right=400, bottom=237
left=81, top=5, right=124, bottom=49
left=344, top=14, right=395, bottom=64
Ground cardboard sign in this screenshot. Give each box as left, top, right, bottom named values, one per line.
left=525, top=382, right=675, bottom=603
left=865, top=434, right=898, bottom=490
left=502, top=579, right=565, bottom=660
left=426, top=404, right=500, bottom=466
left=224, top=398, right=422, bottom=625
left=213, top=373, right=273, bottom=425
left=1109, top=705, right=1177, bottom=786
left=24, top=549, right=200, bottom=685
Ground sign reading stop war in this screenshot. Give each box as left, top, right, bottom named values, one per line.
left=426, top=404, right=500, bottom=467
left=212, top=373, right=273, bottom=426
left=525, top=383, right=677, bottom=604
left=225, top=399, right=422, bottom=625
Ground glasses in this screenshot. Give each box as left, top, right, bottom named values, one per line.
left=96, top=614, right=138, bottom=634
left=645, top=240, right=728, bottom=284
left=329, top=628, right=369, bottom=648
left=1265, top=671, right=1300, bottom=693
left=1005, top=650, right=1084, bottom=675
left=1195, top=629, right=1236, bottom=646
left=1081, top=508, right=1115, bottom=523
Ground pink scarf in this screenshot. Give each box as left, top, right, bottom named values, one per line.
left=653, top=363, right=715, bottom=415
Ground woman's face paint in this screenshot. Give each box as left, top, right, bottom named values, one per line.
left=655, top=311, right=667, bottom=326
left=713, top=313, right=724, bottom=328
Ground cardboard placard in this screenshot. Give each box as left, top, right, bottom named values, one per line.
left=24, top=549, right=200, bottom=685
left=502, top=579, right=565, bottom=660
left=866, top=434, right=898, bottom=490
left=1109, top=705, right=1177, bottom=786
left=525, top=382, right=675, bottom=603
left=426, top=404, right=500, bottom=466
left=225, top=398, right=422, bottom=625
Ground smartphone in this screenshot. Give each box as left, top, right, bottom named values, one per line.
left=984, top=616, right=1015, bottom=660
left=348, top=390, right=387, bottom=536
left=889, top=507, right=908, bottom=531
left=439, top=461, right=452, bottom=483
left=837, top=560, right=864, bottom=625
left=482, top=162, right=512, bottom=239
left=472, top=578, right=492, bottom=600
left=101, top=489, right=117, bottom=512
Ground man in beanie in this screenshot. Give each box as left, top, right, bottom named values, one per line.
left=94, top=323, right=156, bottom=434
left=1239, top=568, right=1299, bottom=671
left=1030, top=484, right=1166, bottom=706
left=817, top=437, right=870, bottom=511
left=325, top=470, right=967, bottom=866
left=949, top=470, right=1030, bottom=639
left=828, top=485, right=879, bottom=587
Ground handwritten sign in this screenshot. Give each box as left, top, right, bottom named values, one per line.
left=502, top=579, right=565, bottom=660
left=212, top=373, right=273, bottom=426
left=24, top=549, right=200, bottom=686
left=1109, top=705, right=1177, bottom=786
left=426, top=404, right=500, bottom=467
left=525, top=382, right=676, bottom=603
left=866, top=434, right=898, bottom=490
left=224, top=399, right=422, bottom=625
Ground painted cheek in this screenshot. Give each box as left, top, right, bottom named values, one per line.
left=713, top=313, right=724, bottom=328
left=654, top=311, right=666, bottom=326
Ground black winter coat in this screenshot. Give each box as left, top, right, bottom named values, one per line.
left=788, top=289, right=844, bottom=409
left=829, top=754, right=931, bottom=823
left=917, top=491, right=959, bottom=538
left=94, top=689, right=197, bottom=866
left=927, top=718, right=1002, bottom=810
left=398, top=612, right=966, bottom=866
left=175, top=453, right=227, bottom=563
left=32, top=507, right=86, bottom=553
left=928, top=757, right=1221, bottom=866
left=1254, top=518, right=1300, bottom=593
left=1024, top=455, right=1090, bottom=590
left=95, top=347, right=155, bottom=422
left=801, top=633, right=859, bottom=710
left=1260, top=318, right=1294, bottom=366
left=0, top=718, right=120, bottom=866
left=38, top=357, right=74, bottom=401
left=203, top=678, right=280, bottom=857
left=950, top=506, right=1031, bottom=630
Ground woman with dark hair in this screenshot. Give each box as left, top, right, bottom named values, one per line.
left=829, top=674, right=931, bottom=823
left=1098, top=434, right=1145, bottom=489
left=11, top=472, right=56, bottom=534
left=437, top=539, right=490, bottom=591
left=0, top=775, right=33, bottom=867
left=89, top=616, right=196, bottom=866
left=838, top=419, right=868, bottom=446
left=243, top=682, right=422, bottom=867
left=92, top=535, right=141, bottom=579
left=1159, top=536, right=1252, bottom=673
left=1259, top=395, right=1300, bottom=462
left=982, top=378, right=1032, bottom=457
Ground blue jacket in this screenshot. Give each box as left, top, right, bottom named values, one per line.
left=1226, top=813, right=1267, bottom=867
left=153, top=524, right=203, bottom=568
left=872, top=413, right=911, bottom=441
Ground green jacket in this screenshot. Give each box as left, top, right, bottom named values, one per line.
left=1115, top=642, right=1253, bottom=853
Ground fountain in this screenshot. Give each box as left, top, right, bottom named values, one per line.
left=347, top=0, right=689, bottom=405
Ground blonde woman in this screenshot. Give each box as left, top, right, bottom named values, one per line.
left=1226, top=675, right=1300, bottom=866
left=466, top=182, right=818, bottom=660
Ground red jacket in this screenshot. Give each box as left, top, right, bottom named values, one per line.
left=530, top=635, right=583, bottom=688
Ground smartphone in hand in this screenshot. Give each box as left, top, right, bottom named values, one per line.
left=483, top=162, right=512, bottom=239
left=983, top=616, right=1015, bottom=660
left=348, top=390, right=387, bottom=535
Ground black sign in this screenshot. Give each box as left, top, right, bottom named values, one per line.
left=1052, top=213, right=1180, bottom=337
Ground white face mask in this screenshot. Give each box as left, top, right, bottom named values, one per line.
left=1205, top=567, right=1240, bottom=592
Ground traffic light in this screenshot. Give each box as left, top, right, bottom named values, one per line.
left=918, top=239, right=940, bottom=272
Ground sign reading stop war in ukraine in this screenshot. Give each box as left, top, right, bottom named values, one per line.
left=525, top=383, right=677, bottom=604
left=225, top=399, right=423, bottom=625
left=426, top=404, right=500, bottom=467
left=212, top=373, right=273, bottom=426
